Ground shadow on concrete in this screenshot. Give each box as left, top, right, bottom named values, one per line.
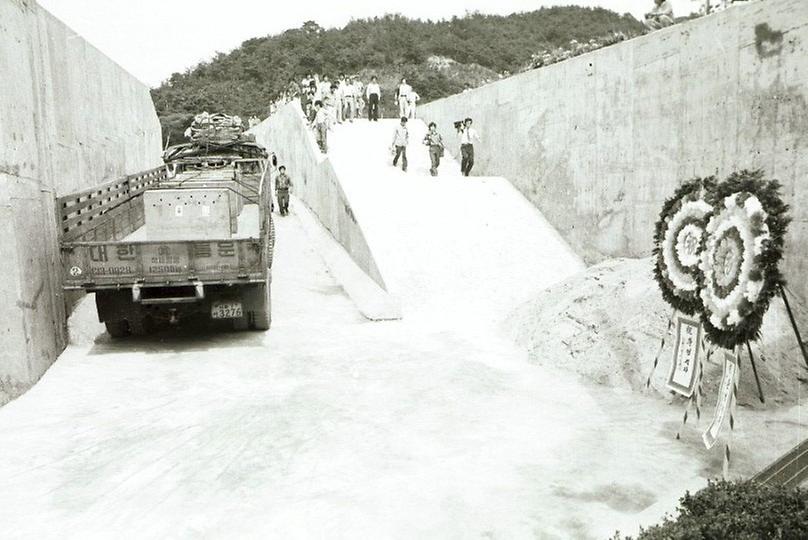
left=87, top=317, right=269, bottom=356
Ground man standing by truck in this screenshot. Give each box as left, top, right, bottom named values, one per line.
left=275, top=165, right=292, bottom=216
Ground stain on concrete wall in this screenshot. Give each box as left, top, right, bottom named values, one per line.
left=419, top=0, right=808, bottom=304
left=0, top=2, right=163, bottom=404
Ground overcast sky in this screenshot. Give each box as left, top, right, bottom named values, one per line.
left=37, top=0, right=701, bottom=87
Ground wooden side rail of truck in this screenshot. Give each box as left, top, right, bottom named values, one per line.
left=57, top=161, right=275, bottom=337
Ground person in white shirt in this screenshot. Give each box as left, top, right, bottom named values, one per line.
left=342, top=76, right=356, bottom=122
left=366, top=76, right=381, bottom=121
left=352, top=77, right=364, bottom=118
left=397, top=78, right=412, bottom=118
left=457, top=117, right=480, bottom=177
left=311, top=101, right=329, bottom=153
left=644, top=0, right=674, bottom=30
left=390, top=116, right=409, bottom=172
left=406, top=89, right=420, bottom=119
left=335, top=74, right=347, bottom=123
left=318, top=75, right=331, bottom=98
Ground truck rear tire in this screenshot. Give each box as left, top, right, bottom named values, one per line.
left=105, top=320, right=128, bottom=338
left=250, top=281, right=271, bottom=331
left=127, top=316, right=152, bottom=336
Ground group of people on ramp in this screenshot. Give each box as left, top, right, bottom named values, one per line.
left=390, top=116, right=480, bottom=177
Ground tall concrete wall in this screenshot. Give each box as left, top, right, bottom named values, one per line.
left=0, top=0, right=163, bottom=404
left=251, top=102, right=388, bottom=291
left=419, top=0, right=808, bottom=303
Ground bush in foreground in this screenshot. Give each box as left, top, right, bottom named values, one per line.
left=614, top=480, right=808, bottom=539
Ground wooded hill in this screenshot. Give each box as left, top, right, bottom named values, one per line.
left=151, top=7, right=644, bottom=143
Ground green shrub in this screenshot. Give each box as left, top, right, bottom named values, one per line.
left=614, top=480, right=808, bottom=540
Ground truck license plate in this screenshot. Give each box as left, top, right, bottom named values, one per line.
left=211, top=302, right=243, bottom=319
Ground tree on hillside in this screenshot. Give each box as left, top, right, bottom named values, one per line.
left=152, top=7, right=644, bottom=142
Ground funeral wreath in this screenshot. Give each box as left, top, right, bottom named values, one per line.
left=698, top=170, right=790, bottom=349
left=653, top=177, right=716, bottom=315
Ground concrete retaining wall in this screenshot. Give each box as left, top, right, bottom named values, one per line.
left=0, top=0, right=163, bottom=404
left=251, top=102, right=388, bottom=292
left=419, top=0, right=808, bottom=303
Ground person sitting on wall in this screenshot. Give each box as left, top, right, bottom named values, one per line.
left=644, top=0, right=674, bottom=30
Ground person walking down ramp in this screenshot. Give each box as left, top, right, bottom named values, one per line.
left=391, top=117, right=409, bottom=172
left=423, top=122, right=444, bottom=177
left=397, top=78, right=412, bottom=118
left=311, top=101, right=329, bottom=153
left=366, top=76, right=381, bottom=121
left=275, top=165, right=292, bottom=216
left=457, top=117, right=480, bottom=177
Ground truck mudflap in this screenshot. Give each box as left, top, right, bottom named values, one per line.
left=61, top=238, right=265, bottom=289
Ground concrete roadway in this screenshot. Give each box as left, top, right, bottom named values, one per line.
left=0, top=211, right=718, bottom=540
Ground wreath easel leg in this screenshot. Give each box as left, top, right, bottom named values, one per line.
left=647, top=308, right=677, bottom=389
left=745, top=341, right=765, bottom=404
left=780, top=283, right=808, bottom=369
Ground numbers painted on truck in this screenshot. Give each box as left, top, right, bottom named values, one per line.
left=211, top=302, right=243, bottom=319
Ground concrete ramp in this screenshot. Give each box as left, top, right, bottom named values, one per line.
left=327, top=119, right=584, bottom=327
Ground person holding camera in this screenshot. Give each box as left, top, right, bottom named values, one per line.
left=423, top=122, right=444, bottom=177
left=456, top=117, right=480, bottom=177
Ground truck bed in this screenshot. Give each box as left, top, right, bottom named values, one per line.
left=125, top=203, right=260, bottom=241
left=58, top=166, right=273, bottom=291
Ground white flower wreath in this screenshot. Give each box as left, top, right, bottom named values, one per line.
left=660, top=199, right=712, bottom=293
left=699, top=193, right=770, bottom=331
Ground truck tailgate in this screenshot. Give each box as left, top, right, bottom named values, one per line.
left=62, top=239, right=265, bottom=289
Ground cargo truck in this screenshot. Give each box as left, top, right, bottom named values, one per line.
left=57, top=149, right=275, bottom=337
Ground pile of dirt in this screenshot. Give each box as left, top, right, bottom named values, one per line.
left=505, top=258, right=808, bottom=409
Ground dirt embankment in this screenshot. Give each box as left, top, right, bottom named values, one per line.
left=506, top=258, right=808, bottom=409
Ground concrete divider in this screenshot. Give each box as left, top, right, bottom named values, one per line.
left=419, top=0, right=808, bottom=304
left=0, top=1, right=163, bottom=404
left=250, top=102, right=400, bottom=319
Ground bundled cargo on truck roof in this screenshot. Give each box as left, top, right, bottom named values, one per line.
left=163, top=111, right=268, bottom=163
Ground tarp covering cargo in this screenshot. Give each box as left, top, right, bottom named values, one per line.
left=163, top=112, right=269, bottom=163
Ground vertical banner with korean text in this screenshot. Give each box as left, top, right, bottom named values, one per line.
left=702, top=351, right=739, bottom=450
left=667, top=315, right=702, bottom=397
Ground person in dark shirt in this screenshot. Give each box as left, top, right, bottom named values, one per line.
left=422, top=122, right=445, bottom=177
left=275, top=165, right=293, bottom=216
